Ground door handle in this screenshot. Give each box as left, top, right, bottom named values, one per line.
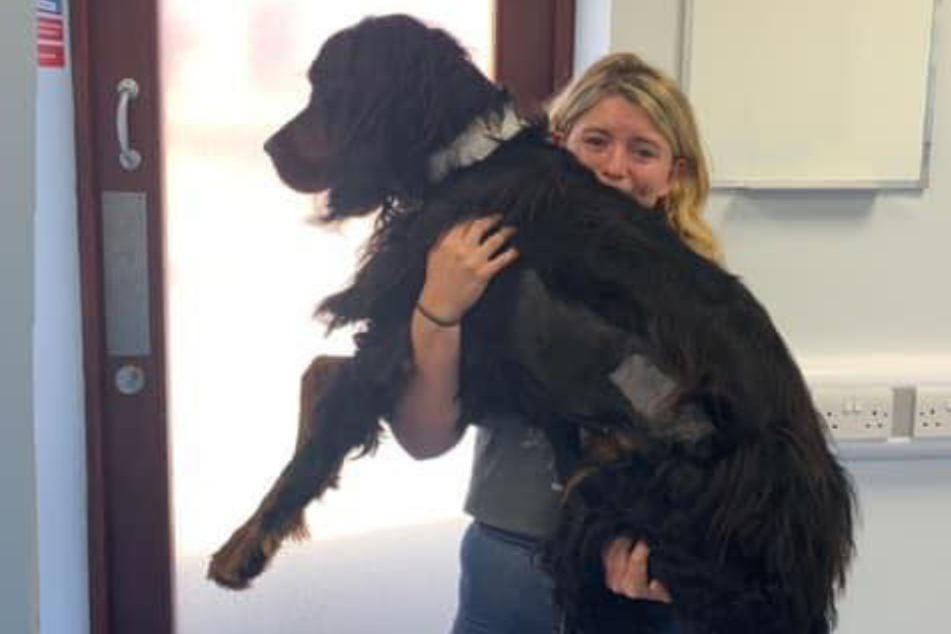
left=116, top=78, right=142, bottom=171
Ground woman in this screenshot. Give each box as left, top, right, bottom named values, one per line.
left=391, top=52, right=723, bottom=633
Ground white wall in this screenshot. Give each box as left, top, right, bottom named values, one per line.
left=0, top=1, right=40, bottom=633
left=577, top=1, right=951, bottom=631
left=33, top=0, right=91, bottom=632
left=1, top=2, right=90, bottom=634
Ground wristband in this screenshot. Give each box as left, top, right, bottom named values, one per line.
left=415, top=302, right=461, bottom=328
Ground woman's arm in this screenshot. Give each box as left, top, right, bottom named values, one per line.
left=390, top=215, right=518, bottom=459
left=390, top=311, right=464, bottom=459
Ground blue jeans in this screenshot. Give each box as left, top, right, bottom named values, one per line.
left=450, top=521, right=680, bottom=634
left=451, top=521, right=556, bottom=634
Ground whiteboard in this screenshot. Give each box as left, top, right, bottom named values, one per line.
left=682, top=0, right=938, bottom=189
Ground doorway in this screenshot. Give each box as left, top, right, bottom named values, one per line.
left=72, top=1, right=574, bottom=631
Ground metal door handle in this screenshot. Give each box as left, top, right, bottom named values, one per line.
left=117, top=78, right=142, bottom=171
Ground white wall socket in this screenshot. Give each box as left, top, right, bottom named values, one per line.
left=912, top=385, right=951, bottom=438
left=810, top=386, right=894, bottom=441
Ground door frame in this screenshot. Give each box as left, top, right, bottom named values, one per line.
left=72, top=1, right=574, bottom=632
left=72, top=0, right=173, bottom=632
left=495, top=0, right=575, bottom=114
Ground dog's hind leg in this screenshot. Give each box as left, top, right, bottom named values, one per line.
left=207, top=355, right=367, bottom=589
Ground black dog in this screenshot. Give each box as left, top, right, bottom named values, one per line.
left=209, top=14, right=855, bottom=634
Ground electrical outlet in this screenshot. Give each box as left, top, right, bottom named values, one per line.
left=810, top=386, right=894, bottom=441
left=912, top=385, right=951, bottom=438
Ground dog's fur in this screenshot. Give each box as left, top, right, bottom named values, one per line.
left=208, top=14, right=856, bottom=634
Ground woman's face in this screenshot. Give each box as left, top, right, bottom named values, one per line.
left=562, top=94, right=680, bottom=209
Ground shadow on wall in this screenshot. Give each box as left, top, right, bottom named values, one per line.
left=178, top=519, right=466, bottom=633
left=719, top=190, right=880, bottom=229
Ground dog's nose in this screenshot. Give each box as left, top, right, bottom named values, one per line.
left=263, top=134, right=277, bottom=157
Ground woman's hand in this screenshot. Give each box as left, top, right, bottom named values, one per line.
left=417, top=214, right=518, bottom=324
left=602, top=538, right=672, bottom=602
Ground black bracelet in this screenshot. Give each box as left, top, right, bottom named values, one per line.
left=415, top=302, right=461, bottom=328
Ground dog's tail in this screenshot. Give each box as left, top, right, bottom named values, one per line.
left=207, top=355, right=384, bottom=589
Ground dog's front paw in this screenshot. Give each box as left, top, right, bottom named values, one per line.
left=207, top=519, right=280, bottom=590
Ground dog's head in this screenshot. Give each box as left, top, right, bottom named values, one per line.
left=265, top=14, right=508, bottom=221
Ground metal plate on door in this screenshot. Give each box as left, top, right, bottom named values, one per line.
left=102, top=191, right=152, bottom=356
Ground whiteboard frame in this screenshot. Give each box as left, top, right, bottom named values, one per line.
left=678, top=0, right=942, bottom=191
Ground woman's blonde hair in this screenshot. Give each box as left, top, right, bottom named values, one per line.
left=549, top=53, right=723, bottom=264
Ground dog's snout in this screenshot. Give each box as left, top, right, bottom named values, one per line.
left=263, top=133, right=278, bottom=157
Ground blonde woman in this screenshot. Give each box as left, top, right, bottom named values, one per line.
left=391, top=52, right=721, bottom=634
left=550, top=52, right=722, bottom=265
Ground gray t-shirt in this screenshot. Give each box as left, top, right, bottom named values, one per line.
left=463, top=413, right=562, bottom=539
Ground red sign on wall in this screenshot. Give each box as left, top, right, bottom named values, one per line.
left=37, top=1, right=66, bottom=68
